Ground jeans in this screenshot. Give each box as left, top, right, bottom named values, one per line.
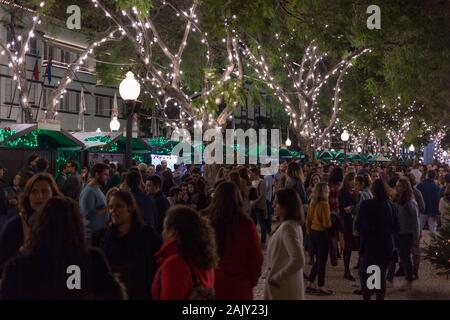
left=309, top=230, right=329, bottom=287
left=360, top=255, right=389, bottom=300
left=398, top=233, right=414, bottom=282
left=251, top=208, right=268, bottom=245
left=420, top=214, right=438, bottom=236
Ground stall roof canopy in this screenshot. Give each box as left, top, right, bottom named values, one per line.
left=70, top=132, right=151, bottom=153
left=71, top=132, right=122, bottom=149
left=369, top=154, right=392, bottom=162
left=0, top=125, right=84, bottom=150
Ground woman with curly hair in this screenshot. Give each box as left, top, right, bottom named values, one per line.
left=152, top=205, right=218, bottom=300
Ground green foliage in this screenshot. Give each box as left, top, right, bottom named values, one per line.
left=425, top=221, right=450, bottom=277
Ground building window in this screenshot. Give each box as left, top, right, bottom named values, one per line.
left=30, top=38, right=37, bottom=55
left=29, top=83, right=36, bottom=104
left=6, top=28, right=18, bottom=51
left=65, top=51, right=71, bottom=65
left=4, top=79, right=19, bottom=104
left=75, top=92, right=80, bottom=112
left=96, top=96, right=102, bottom=115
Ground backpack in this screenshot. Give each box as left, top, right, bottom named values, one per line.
left=157, top=264, right=215, bottom=300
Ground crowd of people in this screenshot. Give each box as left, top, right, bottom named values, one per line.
left=0, top=153, right=449, bottom=300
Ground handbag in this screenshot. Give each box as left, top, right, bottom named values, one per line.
left=187, top=266, right=215, bottom=300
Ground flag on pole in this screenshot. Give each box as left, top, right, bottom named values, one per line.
left=45, top=58, right=52, bottom=84
left=77, top=87, right=86, bottom=131
left=32, top=59, right=39, bottom=81
left=112, top=91, right=119, bottom=118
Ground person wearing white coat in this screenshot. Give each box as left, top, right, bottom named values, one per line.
left=264, top=188, right=306, bottom=300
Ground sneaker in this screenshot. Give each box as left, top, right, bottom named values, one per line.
left=344, top=273, right=356, bottom=281
left=386, top=281, right=394, bottom=288
left=399, top=281, right=412, bottom=291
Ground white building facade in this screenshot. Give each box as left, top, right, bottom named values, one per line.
left=0, top=5, right=126, bottom=132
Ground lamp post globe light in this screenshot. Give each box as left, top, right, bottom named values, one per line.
left=109, top=116, right=120, bottom=132
left=409, top=144, right=415, bottom=152
left=119, top=71, right=141, bottom=100
left=357, top=146, right=362, bottom=153
left=341, top=130, right=349, bottom=142
left=96, top=128, right=102, bottom=133
left=341, top=130, right=349, bottom=163
left=119, top=71, right=141, bottom=169
left=285, top=137, right=292, bottom=147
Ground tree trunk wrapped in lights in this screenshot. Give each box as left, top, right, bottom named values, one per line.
left=239, top=36, right=369, bottom=158
left=45, top=30, right=123, bottom=119
left=0, top=2, right=123, bottom=123
left=93, top=0, right=244, bottom=130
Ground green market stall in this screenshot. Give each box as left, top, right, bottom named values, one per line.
left=72, top=132, right=151, bottom=166
left=0, top=124, right=84, bottom=179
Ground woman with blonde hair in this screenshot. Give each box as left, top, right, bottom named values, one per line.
left=306, top=182, right=334, bottom=296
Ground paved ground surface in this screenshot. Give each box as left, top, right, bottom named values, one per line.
left=253, top=231, right=450, bottom=300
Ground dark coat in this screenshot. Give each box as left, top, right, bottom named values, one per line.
left=417, top=179, right=441, bottom=216
left=338, top=187, right=358, bottom=231
left=131, top=189, right=158, bottom=227
left=0, top=178, right=8, bottom=216
left=151, top=191, right=170, bottom=236
left=92, top=224, right=161, bottom=300
left=0, top=214, right=24, bottom=275
left=0, top=247, right=124, bottom=300
left=62, top=173, right=83, bottom=201
left=355, top=199, right=399, bottom=258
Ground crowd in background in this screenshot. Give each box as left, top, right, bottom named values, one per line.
left=0, top=153, right=449, bottom=300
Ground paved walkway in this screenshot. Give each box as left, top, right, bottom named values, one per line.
left=254, top=231, right=450, bottom=300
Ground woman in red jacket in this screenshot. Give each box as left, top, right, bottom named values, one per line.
left=152, top=205, right=218, bottom=300
left=204, top=181, right=263, bottom=300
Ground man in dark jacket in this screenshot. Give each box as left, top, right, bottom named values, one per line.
left=417, top=170, right=441, bottom=236
left=126, top=171, right=158, bottom=228
left=0, top=165, right=8, bottom=217
left=19, top=154, right=39, bottom=187
left=56, top=163, right=69, bottom=190
left=145, top=175, right=170, bottom=237
left=62, top=161, right=83, bottom=201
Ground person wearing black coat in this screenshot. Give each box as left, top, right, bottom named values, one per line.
left=338, top=172, right=358, bottom=281
left=92, top=190, right=161, bottom=299
left=0, top=173, right=63, bottom=275
left=0, top=197, right=125, bottom=300
left=145, top=175, right=170, bottom=236
left=126, top=171, right=158, bottom=227
left=355, top=179, right=400, bottom=300
left=92, top=210, right=161, bottom=300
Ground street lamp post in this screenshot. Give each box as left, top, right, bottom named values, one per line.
left=341, top=130, right=349, bottom=163
left=119, top=72, right=141, bottom=169
left=409, top=144, right=415, bottom=162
